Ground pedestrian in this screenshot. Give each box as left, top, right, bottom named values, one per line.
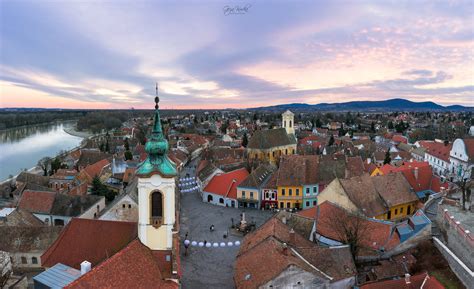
left=210, top=224, right=215, bottom=232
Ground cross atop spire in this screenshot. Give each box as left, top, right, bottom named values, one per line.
left=155, top=82, right=159, bottom=110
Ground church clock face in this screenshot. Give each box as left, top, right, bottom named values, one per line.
left=151, top=175, right=162, bottom=187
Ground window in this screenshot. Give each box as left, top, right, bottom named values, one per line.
left=313, top=200, right=317, bottom=206
left=250, top=192, right=254, bottom=199
left=285, top=149, right=288, bottom=155
left=400, top=207, right=404, bottom=214
left=151, top=191, right=163, bottom=218
left=272, top=192, right=275, bottom=199
left=21, top=257, right=27, bottom=264
left=395, top=208, right=398, bottom=215
left=122, top=204, right=126, bottom=208
left=284, top=120, right=287, bottom=127
left=313, top=186, right=317, bottom=194
left=287, top=202, right=291, bottom=208
left=128, top=204, right=131, bottom=208
left=306, top=188, right=310, bottom=195
left=306, top=201, right=310, bottom=207
left=296, top=189, right=299, bottom=196
left=289, top=189, right=292, bottom=196
left=282, top=189, right=285, bottom=196
left=219, top=198, right=224, bottom=204
left=280, top=202, right=284, bottom=208
left=242, top=191, right=246, bottom=198
left=289, top=120, right=292, bottom=128
left=266, top=192, right=269, bottom=198
left=32, top=257, right=38, bottom=264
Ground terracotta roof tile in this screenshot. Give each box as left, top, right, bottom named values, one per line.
left=65, top=239, right=178, bottom=289
left=298, top=202, right=400, bottom=253
left=203, top=168, right=249, bottom=199
left=17, top=190, right=56, bottom=214
left=41, top=218, right=137, bottom=269
left=247, top=128, right=296, bottom=150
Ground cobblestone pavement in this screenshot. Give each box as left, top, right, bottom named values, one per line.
left=180, top=190, right=274, bottom=289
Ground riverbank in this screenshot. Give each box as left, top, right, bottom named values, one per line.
left=63, top=126, right=94, bottom=138
left=0, top=119, right=79, bottom=132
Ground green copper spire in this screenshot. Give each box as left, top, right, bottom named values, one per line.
left=137, top=83, right=177, bottom=177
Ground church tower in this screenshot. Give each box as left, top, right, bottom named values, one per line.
left=282, top=110, right=295, bottom=135
left=136, top=84, right=177, bottom=250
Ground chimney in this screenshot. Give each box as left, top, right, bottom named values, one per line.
left=81, top=261, right=92, bottom=275
left=404, top=273, right=411, bottom=284
left=282, top=242, right=288, bottom=255
left=289, top=228, right=295, bottom=245
left=414, top=167, right=419, bottom=180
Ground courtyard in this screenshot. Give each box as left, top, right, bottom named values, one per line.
left=179, top=190, right=274, bottom=289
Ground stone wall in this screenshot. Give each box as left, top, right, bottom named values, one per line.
left=436, top=204, right=474, bottom=270
left=433, top=237, right=473, bottom=289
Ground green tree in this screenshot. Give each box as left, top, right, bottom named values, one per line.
left=315, top=118, right=322, bottom=128
left=124, top=138, right=130, bottom=151
left=242, top=133, right=248, bottom=147
left=50, top=158, right=62, bottom=175
left=328, top=134, right=335, bottom=146
left=388, top=121, right=394, bottom=130
left=383, top=150, right=391, bottom=165
left=124, top=150, right=133, bottom=160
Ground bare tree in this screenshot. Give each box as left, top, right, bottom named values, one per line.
left=37, top=157, right=51, bottom=176
left=318, top=206, right=369, bottom=261
left=0, top=251, right=12, bottom=289
left=457, top=170, right=472, bottom=211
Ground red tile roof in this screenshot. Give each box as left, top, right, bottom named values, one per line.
left=392, top=134, right=408, bottom=144
left=17, top=190, right=56, bottom=214
left=203, top=168, right=249, bottom=199
left=464, top=138, right=474, bottom=160
left=298, top=202, right=400, bottom=254
left=418, top=141, right=452, bottom=162
left=65, top=239, right=178, bottom=289
left=41, top=218, right=137, bottom=269
left=83, top=159, right=110, bottom=179
left=379, top=161, right=448, bottom=193
left=360, top=272, right=445, bottom=289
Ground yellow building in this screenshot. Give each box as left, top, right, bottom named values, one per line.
left=275, top=155, right=319, bottom=210
left=247, top=111, right=297, bottom=165
left=318, top=173, right=418, bottom=221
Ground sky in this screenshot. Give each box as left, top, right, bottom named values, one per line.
left=0, top=0, right=473, bottom=109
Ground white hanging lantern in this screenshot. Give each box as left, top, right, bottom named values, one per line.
left=198, top=242, right=204, bottom=247
left=191, top=241, right=197, bottom=246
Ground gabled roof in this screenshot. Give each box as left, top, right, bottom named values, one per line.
left=372, top=173, right=417, bottom=208
left=77, top=150, right=111, bottom=168
left=247, top=128, right=296, bottom=150
left=2, top=208, right=44, bottom=226
left=65, top=239, right=178, bottom=289
left=203, top=168, right=249, bottom=199
left=17, top=190, right=56, bottom=214
left=41, top=218, right=137, bottom=269
left=298, top=202, right=400, bottom=254
left=345, top=156, right=365, bottom=178
left=0, top=226, right=62, bottom=252
left=16, top=172, right=49, bottom=186
left=276, top=155, right=319, bottom=186
left=238, top=164, right=274, bottom=189
left=83, top=159, right=110, bottom=179
left=339, top=175, right=387, bottom=217
left=235, top=217, right=356, bottom=288
left=418, top=141, right=451, bottom=162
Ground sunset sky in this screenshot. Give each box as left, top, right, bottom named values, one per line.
left=1, top=0, right=473, bottom=109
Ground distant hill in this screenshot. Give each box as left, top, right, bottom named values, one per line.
left=250, top=98, right=473, bottom=112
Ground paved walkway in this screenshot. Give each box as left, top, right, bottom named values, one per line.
left=424, top=195, right=443, bottom=241
left=179, top=191, right=273, bottom=289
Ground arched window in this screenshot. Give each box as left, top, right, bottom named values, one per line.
left=32, top=257, right=38, bottom=264
left=289, top=120, right=292, bottom=128
left=151, top=191, right=163, bottom=227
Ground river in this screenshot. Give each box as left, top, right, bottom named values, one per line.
left=0, top=122, right=83, bottom=181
